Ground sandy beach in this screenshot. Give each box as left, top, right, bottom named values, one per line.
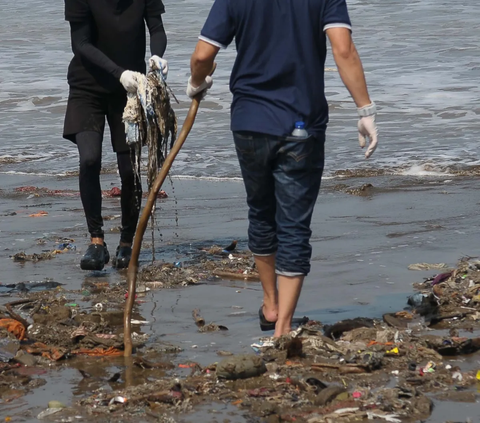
left=1, top=171, right=480, bottom=421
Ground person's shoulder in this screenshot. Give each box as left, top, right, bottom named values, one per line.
left=65, top=0, right=90, bottom=22
left=145, top=0, right=166, bottom=15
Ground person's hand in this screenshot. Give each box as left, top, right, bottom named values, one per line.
left=357, top=103, right=378, bottom=159
left=186, top=76, right=213, bottom=99
left=148, top=55, right=168, bottom=79
left=120, top=70, right=139, bottom=93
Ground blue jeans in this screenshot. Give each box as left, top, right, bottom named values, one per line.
left=233, top=131, right=325, bottom=276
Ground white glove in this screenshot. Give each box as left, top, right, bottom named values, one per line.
left=186, top=76, right=213, bottom=99
left=120, top=70, right=139, bottom=93
left=148, top=55, right=168, bottom=78
left=357, top=102, right=378, bottom=159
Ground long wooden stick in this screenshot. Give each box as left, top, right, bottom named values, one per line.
left=124, top=65, right=216, bottom=357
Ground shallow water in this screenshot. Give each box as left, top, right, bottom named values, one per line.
left=1, top=0, right=480, bottom=179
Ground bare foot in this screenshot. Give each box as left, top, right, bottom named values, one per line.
left=273, top=320, right=291, bottom=338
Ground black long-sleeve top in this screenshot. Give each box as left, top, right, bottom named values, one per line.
left=65, top=0, right=167, bottom=94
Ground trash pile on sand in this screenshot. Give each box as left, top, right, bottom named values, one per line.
left=138, top=240, right=259, bottom=288
left=8, top=185, right=168, bottom=200
left=2, top=256, right=480, bottom=422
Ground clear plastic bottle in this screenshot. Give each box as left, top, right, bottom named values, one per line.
left=291, top=121, right=308, bottom=138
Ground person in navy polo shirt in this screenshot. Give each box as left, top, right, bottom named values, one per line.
left=63, top=0, right=168, bottom=271
left=187, top=0, right=378, bottom=337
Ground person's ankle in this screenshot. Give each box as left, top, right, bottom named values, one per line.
left=91, top=237, right=104, bottom=245
left=119, top=241, right=132, bottom=248
left=273, top=321, right=292, bottom=338
left=262, top=300, right=278, bottom=322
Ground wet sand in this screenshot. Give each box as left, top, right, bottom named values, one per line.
left=1, top=173, right=480, bottom=421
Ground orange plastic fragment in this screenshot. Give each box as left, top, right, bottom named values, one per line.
left=178, top=363, right=197, bottom=369
left=232, top=399, right=243, bottom=406
left=22, top=342, right=67, bottom=361
left=0, top=318, right=26, bottom=340
left=71, top=346, right=123, bottom=357
left=29, top=211, right=48, bottom=217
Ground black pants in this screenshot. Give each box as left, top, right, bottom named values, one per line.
left=76, top=131, right=142, bottom=244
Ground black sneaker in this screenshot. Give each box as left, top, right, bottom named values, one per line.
left=112, top=245, right=132, bottom=269
left=80, top=242, right=110, bottom=271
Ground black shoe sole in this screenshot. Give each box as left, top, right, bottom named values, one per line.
left=80, top=244, right=110, bottom=271
left=259, top=307, right=309, bottom=332
left=80, top=261, right=105, bottom=271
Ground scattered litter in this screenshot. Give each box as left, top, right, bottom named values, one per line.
left=452, top=371, right=463, bottom=381
left=56, top=242, right=76, bottom=251
left=48, top=400, right=66, bottom=409
left=130, top=319, right=149, bottom=325
left=408, top=262, right=449, bottom=271
left=29, top=211, right=48, bottom=218
left=37, top=408, right=62, bottom=420
left=0, top=319, right=26, bottom=340
left=421, top=361, right=436, bottom=374
left=367, top=412, right=401, bottom=423
left=109, top=396, right=127, bottom=405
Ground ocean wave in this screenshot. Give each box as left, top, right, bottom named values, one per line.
left=2, top=163, right=480, bottom=181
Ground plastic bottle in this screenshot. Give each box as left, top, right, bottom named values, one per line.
left=291, top=121, right=308, bottom=138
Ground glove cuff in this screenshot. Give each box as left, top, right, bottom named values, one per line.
left=357, top=102, right=377, bottom=117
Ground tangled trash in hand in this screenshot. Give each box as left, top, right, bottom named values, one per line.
left=122, top=61, right=177, bottom=190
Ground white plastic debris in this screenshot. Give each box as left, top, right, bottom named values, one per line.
left=37, top=408, right=62, bottom=420
left=452, top=371, right=463, bottom=381
left=109, top=396, right=127, bottom=405
left=367, top=412, right=401, bottom=422
left=334, top=407, right=359, bottom=414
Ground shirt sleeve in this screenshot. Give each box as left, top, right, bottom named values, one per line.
left=64, top=0, right=90, bottom=22
left=70, top=22, right=124, bottom=79
left=323, top=0, right=352, bottom=32
left=199, top=0, right=235, bottom=49
left=145, top=14, right=167, bottom=57
left=145, top=0, right=165, bottom=17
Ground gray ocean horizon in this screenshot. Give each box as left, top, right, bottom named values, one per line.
left=0, top=0, right=479, bottom=180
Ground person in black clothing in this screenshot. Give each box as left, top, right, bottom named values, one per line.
left=63, top=0, right=168, bottom=271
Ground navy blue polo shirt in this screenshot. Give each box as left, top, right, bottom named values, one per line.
left=200, top=0, right=351, bottom=137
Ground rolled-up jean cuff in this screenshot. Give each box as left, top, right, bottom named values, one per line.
left=276, top=270, right=306, bottom=277
left=252, top=251, right=276, bottom=257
